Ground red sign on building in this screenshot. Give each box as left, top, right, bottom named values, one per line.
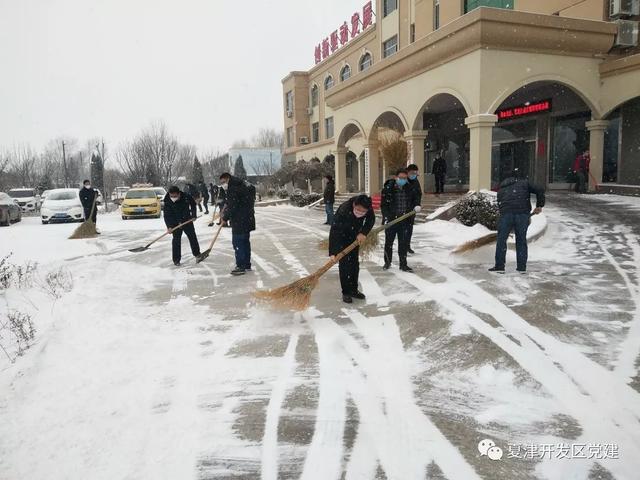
left=314, top=1, right=375, bottom=65
left=497, top=99, right=552, bottom=120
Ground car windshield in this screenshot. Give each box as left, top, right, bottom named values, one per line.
left=126, top=190, right=156, bottom=199
left=9, top=190, right=35, bottom=198
left=47, top=191, right=78, bottom=201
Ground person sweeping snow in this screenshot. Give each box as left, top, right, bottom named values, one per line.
left=79, top=179, right=100, bottom=232
left=328, top=194, right=375, bottom=304
left=163, top=186, right=201, bottom=266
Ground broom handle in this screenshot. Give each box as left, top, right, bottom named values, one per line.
left=206, top=223, right=224, bottom=250
left=319, top=210, right=418, bottom=276
left=147, top=218, right=197, bottom=246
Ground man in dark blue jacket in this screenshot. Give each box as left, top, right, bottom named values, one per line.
left=490, top=170, right=545, bottom=274
left=79, top=179, right=99, bottom=225
left=220, top=173, right=256, bottom=276
left=163, top=186, right=201, bottom=266
left=329, top=194, right=375, bottom=303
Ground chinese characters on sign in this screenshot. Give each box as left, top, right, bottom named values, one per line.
left=314, top=1, right=374, bottom=65
left=497, top=99, right=552, bottom=120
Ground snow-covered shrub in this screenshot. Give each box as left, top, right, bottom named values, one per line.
left=0, top=254, right=37, bottom=290
left=0, top=310, right=35, bottom=362
left=39, top=268, right=74, bottom=299
left=289, top=192, right=322, bottom=207
left=276, top=188, right=289, bottom=199
left=455, top=193, right=499, bottom=230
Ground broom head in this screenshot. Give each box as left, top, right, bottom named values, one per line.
left=69, top=219, right=98, bottom=239
left=451, top=232, right=498, bottom=254
left=358, top=232, right=379, bottom=259
left=254, top=273, right=321, bottom=311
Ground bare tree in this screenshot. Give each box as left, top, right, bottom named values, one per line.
left=251, top=128, right=283, bottom=149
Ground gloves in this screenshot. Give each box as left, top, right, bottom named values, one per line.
left=414, top=206, right=422, bottom=213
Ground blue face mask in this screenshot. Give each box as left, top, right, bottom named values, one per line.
left=409, top=174, right=417, bottom=181
left=396, top=178, right=408, bottom=187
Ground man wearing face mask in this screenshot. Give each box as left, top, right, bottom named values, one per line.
left=328, top=194, right=375, bottom=303
left=406, top=164, right=423, bottom=255
left=79, top=179, right=99, bottom=227
left=381, top=168, right=422, bottom=272
left=163, top=186, right=201, bottom=266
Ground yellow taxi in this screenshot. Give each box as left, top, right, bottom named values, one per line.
left=121, top=188, right=162, bottom=220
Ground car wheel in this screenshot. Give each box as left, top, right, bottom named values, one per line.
left=122, top=216, right=127, bottom=220
left=42, top=220, right=49, bottom=225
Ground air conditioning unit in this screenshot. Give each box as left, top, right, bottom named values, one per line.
left=610, top=0, right=639, bottom=19
left=307, top=107, right=314, bottom=115
left=299, top=136, right=309, bottom=144
left=286, top=110, right=293, bottom=118
left=614, top=19, right=639, bottom=47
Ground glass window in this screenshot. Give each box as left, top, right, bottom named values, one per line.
left=464, top=0, right=513, bottom=14
left=285, top=90, right=293, bottom=112
left=126, top=190, right=157, bottom=199
left=359, top=53, right=373, bottom=71
left=8, top=190, right=35, bottom=198
left=324, top=75, right=334, bottom=91
left=410, top=23, right=416, bottom=43
left=47, top=191, right=78, bottom=201
left=286, top=127, right=294, bottom=147
left=383, top=35, right=398, bottom=58
left=550, top=112, right=590, bottom=184
left=603, top=113, right=621, bottom=183
left=383, top=0, right=398, bottom=16
left=325, top=117, right=334, bottom=139
left=434, top=0, right=440, bottom=30
left=340, top=65, right=351, bottom=82
left=310, top=85, right=319, bottom=107
left=312, top=122, right=320, bottom=143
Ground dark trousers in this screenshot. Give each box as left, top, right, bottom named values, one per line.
left=575, top=170, right=587, bottom=193
left=384, top=220, right=410, bottom=267
left=339, top=249, right=359, bottom=295
left=232, top=232, right=252, bottom=269
left=435, top=174, right=446, bottom=193
left=495, top=212, right=529, bottom=270
left=83, top=206, right=97, bottom=224
left=172, top=222, right=200, bottom=263
left=325, top=202, right=334, bottom=224
left=202, top=195, right=210, bottom=213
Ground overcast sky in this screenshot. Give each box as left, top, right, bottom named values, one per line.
left=0, top=0, right=365, bottom=153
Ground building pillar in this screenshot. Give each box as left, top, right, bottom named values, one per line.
left=335, top=147, right=348, bottom=194
left=586, top=119, right=609, bottom=192
left=364, top=141, right=380, bottom=195
left=404, top=130, right=428, bottom=168
left=357, top=154, right=365, bottom=193
left=465, top=114, right=497, bottom=191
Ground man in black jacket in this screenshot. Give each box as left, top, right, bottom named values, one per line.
left=432, top=154, right=447, bottom=194
left=406, top=164, right=422, bottom=254
left=381, top=168, right=421, bottom=272
left=220, top=173, right=256, bottom=276
left=328, top=194, right=375, bottom=303
left=199, top=182, right=210, bottom=214
left=490, top=170, right=545, bottom=274
left=323, top=175, right=336, bottom=225
left=163, top=186, right=201, bottom=266
left=79, top=179, right=99, bottom=226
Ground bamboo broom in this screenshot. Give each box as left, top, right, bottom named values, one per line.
left=451, top=212, right=538, bottom=254
left=69, top=195, right=98, bottom=239
left=255, top=210, right=416, bottom=311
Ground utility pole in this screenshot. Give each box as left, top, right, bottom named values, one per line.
left=62, top=141, right=69, bottom=188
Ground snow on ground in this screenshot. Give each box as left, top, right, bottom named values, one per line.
left=1, top=194, right=640, bottom=480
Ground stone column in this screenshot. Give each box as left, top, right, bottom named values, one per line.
left=404, top=130, right=428, bottom=168
left=465, top=114, right=497, bottom=192
left=363, top=141, right=380, bottom=195
left=335, top=147, right=348, bottom=194
left=586, top=119, right=609, bottom=193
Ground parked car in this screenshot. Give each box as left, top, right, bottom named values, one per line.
left=8, top=188, right=40, bottom=213
left=40, top=188, right=84, bottom=224
left=41, top=189, right=51, bottom=201
left=121, top=188, right=161, bottom=219
left=153, top=187, right=167, bottom=209
left=0, top=192, right=22, bottom=226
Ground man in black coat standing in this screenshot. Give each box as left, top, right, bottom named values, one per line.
left=163, top=186, right=201, bottom=266
left=490, top=169, right=545, bottom=274
left=79, top=179, right=99, bottom=226
left=432, top=154, right=447, bottom=194
left=323, top=175, right=335, bottom=225
left=199, top=182, right=210, bottom=214
left=220, top=173, right=256, bottom=276
left=406, top=164, right=422, bottom=254
left=328, top=194, right=375, bottom=304
left=381, top=168, right=421, bottom=272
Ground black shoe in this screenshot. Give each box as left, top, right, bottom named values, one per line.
left=517, top=268, right=527, bottom=274
left=400, top=265, right=414, bottom=273
left=173, top=260, right=181, bottom=266
left=407, top=248, right=415, bottom=254
left=350, top=291, right=366, bottom=300
left=488, top=266, right=505, bottom=273
left=383, top=263, right=391, bottom=270
left=342, top=294, right=353, bottom=304
left=231, top=268, right=246, bottom=276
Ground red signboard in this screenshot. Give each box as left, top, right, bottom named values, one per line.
left=315, top=2, right=374, bottom=65
left=497, top=99, right=552, bottom=120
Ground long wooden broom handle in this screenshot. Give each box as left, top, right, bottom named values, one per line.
left=318, top=210, right=417, bottom=275
left=147, top=218, right=197, bottom=246
left=206, top=223, right=224, bottom=250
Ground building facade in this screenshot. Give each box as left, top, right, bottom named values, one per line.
left=281, top=0, right=640, bottom=194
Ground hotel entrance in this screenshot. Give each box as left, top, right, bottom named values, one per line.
left=491, top=117, right=538, bottom=188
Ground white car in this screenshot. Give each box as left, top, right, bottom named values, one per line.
left=8, top=188, right=40, bottom=213
left=153, top=187, right=167, bottom=209
left=40, top=188, right=84, bottom=224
